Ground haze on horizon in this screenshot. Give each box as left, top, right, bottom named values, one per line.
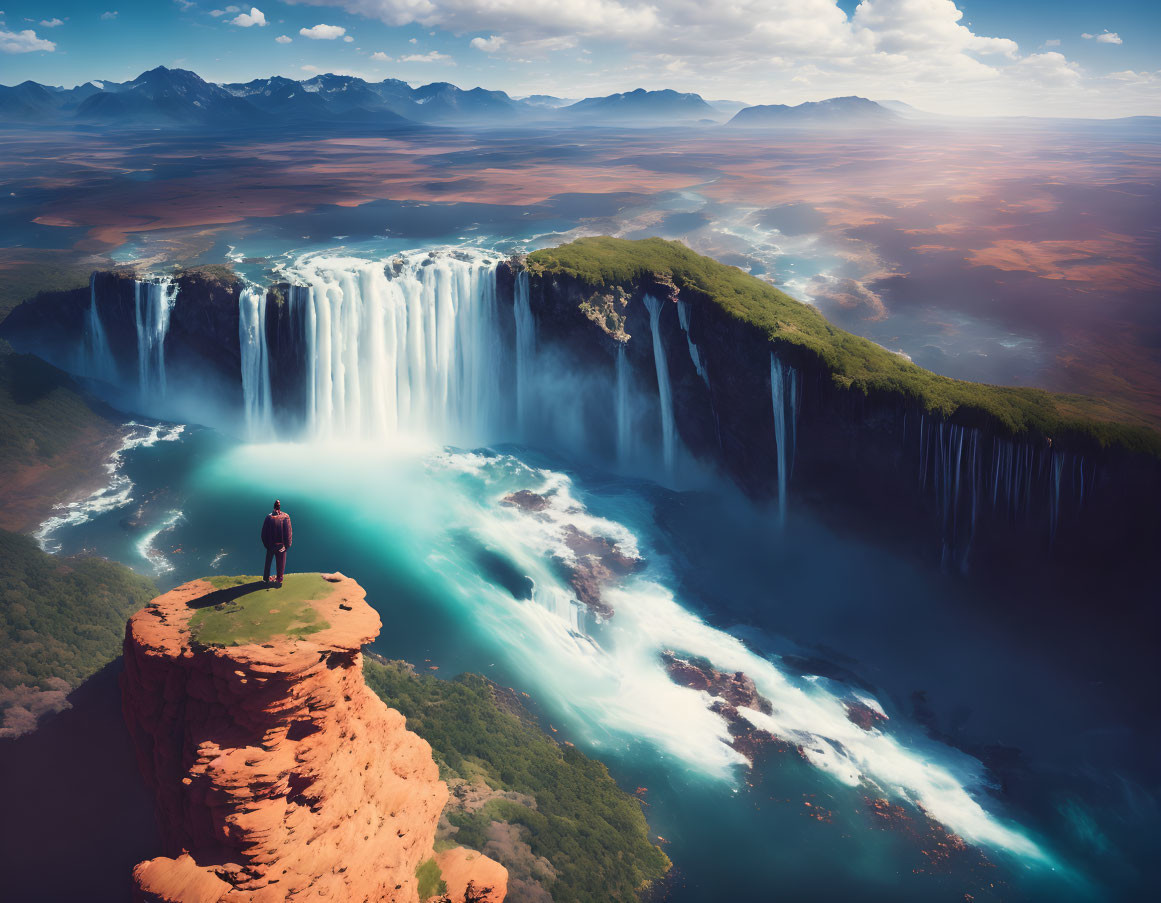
left=0, top=0, right=1157, bottom=119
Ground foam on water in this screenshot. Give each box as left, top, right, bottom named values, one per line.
left=137, top=508, right=184, bottom=574
left=202, top=438, right=1049, bottom=865
left=34, top=422, right=185, bottom=552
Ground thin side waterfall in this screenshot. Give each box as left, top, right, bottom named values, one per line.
left=770, top=353, right=800, bottom=525
left=238, top=285, right=273, bottom=436
left=917, top=421, right=1090, bottom=568
left=288, top=251, right=504, bottom=442
left=134, top=277, right=178, bottom=403
left=677, top=299, right=708, bottom=384
left=644, top=294, right=675, bottom=475
left=84, top=272, right=116, bottom=381
left=514, top=270, right=535, bottom=431
left=615, top=342, right=632, bottom=465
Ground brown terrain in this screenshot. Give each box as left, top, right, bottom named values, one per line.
left=0, top=424, right=122, bottom=532
left=121, top=572, right=506, bottom=903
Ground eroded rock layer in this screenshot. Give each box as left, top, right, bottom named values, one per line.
left=122, top=573, right=505, bottom=903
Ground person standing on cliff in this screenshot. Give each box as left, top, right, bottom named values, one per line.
left=261, top=500, right=292, bottom=587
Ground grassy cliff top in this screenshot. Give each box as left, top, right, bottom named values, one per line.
left=189, top=573, right=331, bottom=646
left=528, top=237, right=1160, bottom=456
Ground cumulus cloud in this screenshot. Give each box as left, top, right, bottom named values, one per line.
left=343, top=34, right=353, bottom=41
left=39, top=17, right=63, bottom=27
left=470, top=34, right=506, bottom=52
left=284, top=0, right=657, bottom=37
left=371, top=50, right=391, bottom=60
left=229, top=7, right=267, bottom=26
left=401, top=50, right=450, bottom=63
left=300, top=23, right=346, bottom=39
left=1015, top=51, right=1082, bottom=86
left=1081, top=31, right=1122, bottom=44
left=210, top=5, right=239, bottom=15
left=275, top=33, right=292, bottom=43
left=0, top=27, right=55, bottom=52
left=278, top=0, right=1151, bottom=115
left=1105, top=70, right=1158, bottom=85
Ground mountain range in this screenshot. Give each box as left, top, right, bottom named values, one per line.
left=0, top=66, right=897, bottom=130
left=726, top=96, right=899, bottom=127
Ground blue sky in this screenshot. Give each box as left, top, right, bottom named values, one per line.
left=0, top=1, right=1157, bottom=116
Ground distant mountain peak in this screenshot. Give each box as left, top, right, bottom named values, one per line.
left=727, top=96, right=897, bottom=128
left=565, top=87, right=717, bottom=121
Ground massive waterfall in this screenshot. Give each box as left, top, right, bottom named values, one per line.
left=644, top=294, right=676, bottom=475
left=83, top=272, right=116, bottom=382
left=284, top=251, right=507, bottom=442
left=133, top=277, right=178, bottom=404
left=238, top=285, right=273, bottom=436
left=770, top=353, right=800, bottom=525
left=513, top=270, right=535, bottom=432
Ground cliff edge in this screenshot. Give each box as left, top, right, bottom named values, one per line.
left=121, top=572, right=506, bottom=903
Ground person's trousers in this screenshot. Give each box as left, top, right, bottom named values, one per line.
left=263, top=547, right=287, bottom=583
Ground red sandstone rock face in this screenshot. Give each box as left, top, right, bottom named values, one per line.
left=122, top=573, right=505, bottom=903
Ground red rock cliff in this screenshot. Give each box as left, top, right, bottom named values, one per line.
left=121, top=573, right=506, bottom=903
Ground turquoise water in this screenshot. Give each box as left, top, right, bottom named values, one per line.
left=42, top=425, right=1155, bottom=901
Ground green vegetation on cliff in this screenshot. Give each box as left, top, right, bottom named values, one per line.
left=365, top=658, right=670, bottom=903
left=0, top=351, right=118, bottom=532
left=415, top=858, right=448, bottom=901
left=0, top=529, right=157, bottom=735
left=190, top=573, right=331, bottom=646
left=0, top=258, right=91, bottom=322
left=528, top=237, right=1160, bottom=455
left=0, top=352, right=112, bottom=474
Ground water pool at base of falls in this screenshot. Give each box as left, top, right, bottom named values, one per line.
left=40, top=424, right=1155, bottom=902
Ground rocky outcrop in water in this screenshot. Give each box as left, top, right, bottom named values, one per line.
left=659, top=652, right=803, bottom=765
left=502, top=490, right=642, bottom=619
left=121, top=573, right=506, bottom=903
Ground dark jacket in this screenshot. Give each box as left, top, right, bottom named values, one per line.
left=261, top=511, right=292, bottom=550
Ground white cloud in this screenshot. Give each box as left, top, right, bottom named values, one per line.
left=211, top=5, right=240, bottom=15
left=371, top=50, right=391, bottom=60
left=0, top=27, right=55, bottom=52
left=1016, top=51, right=1082, bottom=86
left=1082, top=31, right=1122, bottom=44
left=38, top=17, right=63, bottom=27
left=275, top=33, right=292, bottom=43
left=470, top=34, right=505, bottom=52
left=229, top=7, right=267, bottom=27
left=173, top=0, right=196, bottom=10
left=401, top=50, right=450, bottom=63
left=343, top=34, right=353, bottom=41
left=300, top=64, right=370, bottom=77
left=408, top=37, right=417, bottom=44
left=300, top=23, right=346, bottom=39
left=279, top=0, right=1154, bottom=116
left=1105, top=69, right=1158, bottom=85
left=100, top=10, right=117, bottom=19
